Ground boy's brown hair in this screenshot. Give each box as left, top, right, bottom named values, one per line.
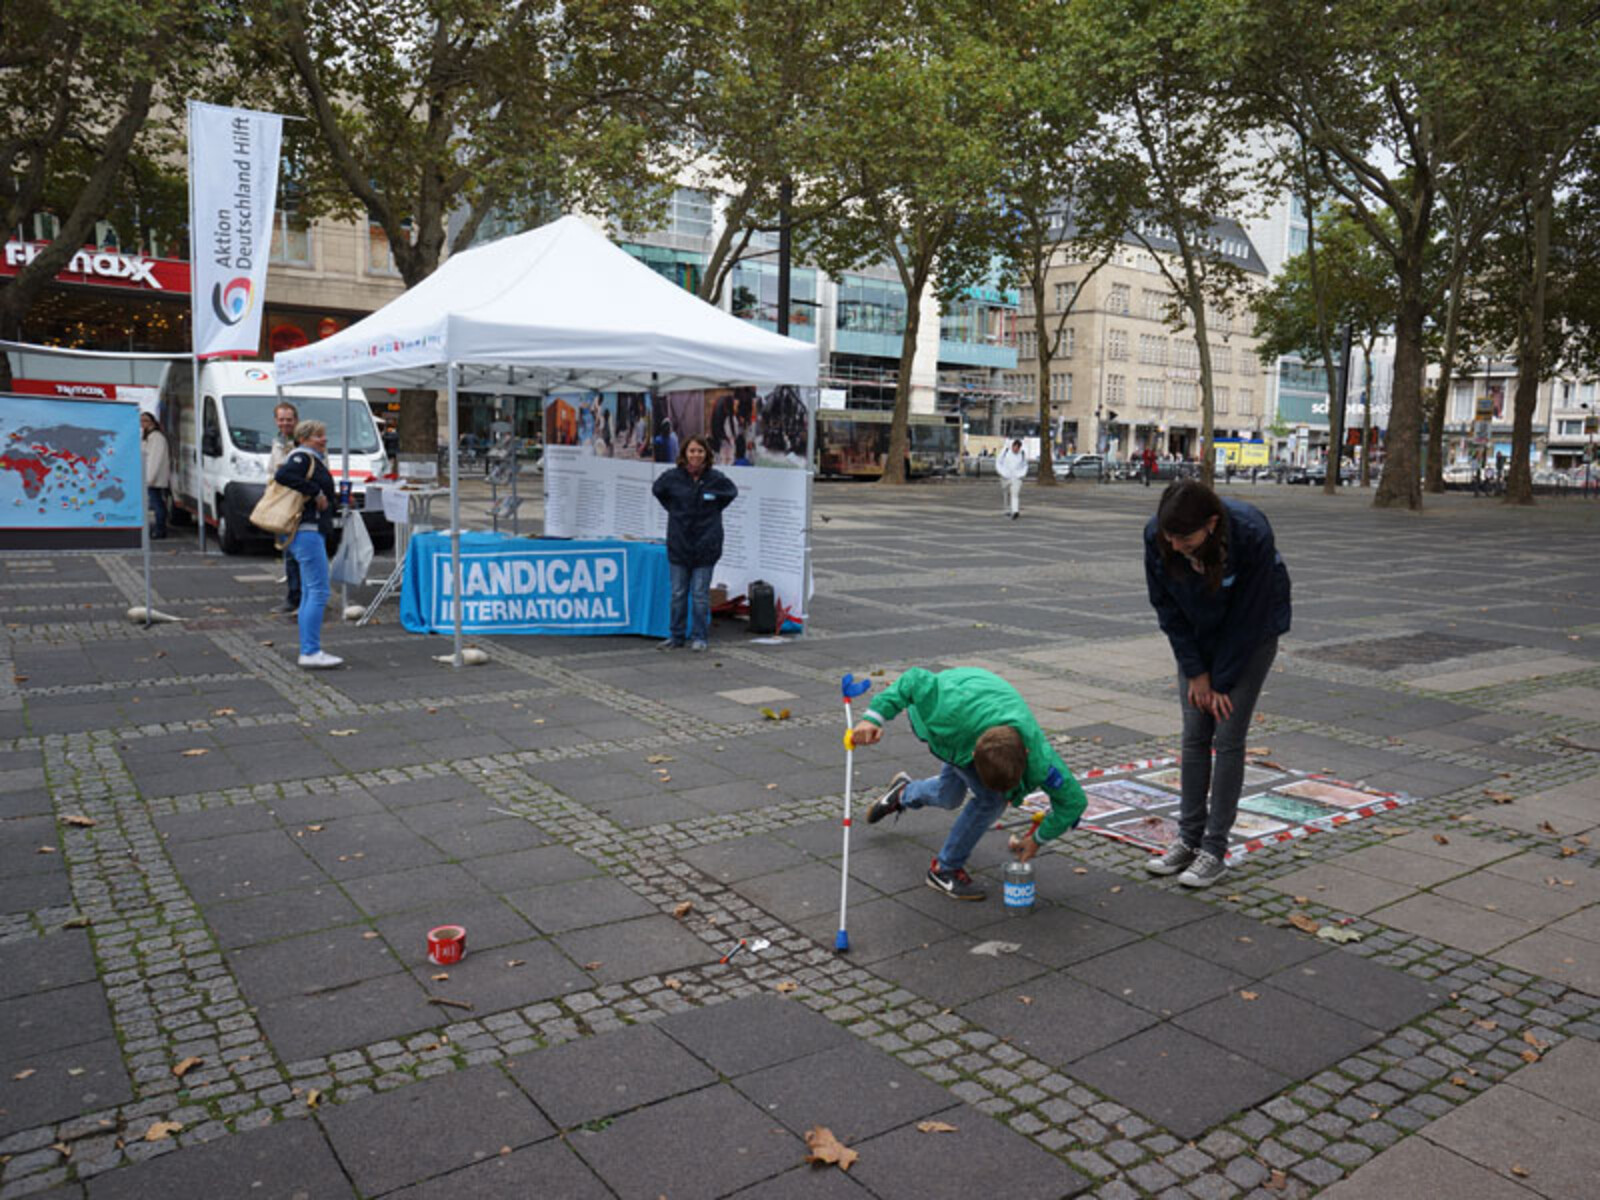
left=973, top=726, right=1026, bottom=793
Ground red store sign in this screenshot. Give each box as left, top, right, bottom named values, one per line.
left=1, top=240, right=191, bottom=294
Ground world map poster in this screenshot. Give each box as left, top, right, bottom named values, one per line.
left=2, top=394, right=143, bottom=549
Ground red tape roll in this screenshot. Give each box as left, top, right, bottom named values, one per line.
left=426, top=924, right=466, bottom=966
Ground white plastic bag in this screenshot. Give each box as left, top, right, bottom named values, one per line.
left=329, top=514, right=374, bottom=585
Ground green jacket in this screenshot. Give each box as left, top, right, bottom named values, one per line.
left=861, top=667, right=1086, bottom=842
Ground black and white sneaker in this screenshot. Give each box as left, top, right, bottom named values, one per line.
left=1178, top=850, right=1227, bottom=889
left=1145, top=842, right=1198, bottom=876
left=866, top=771, right=911, bottom=825
left=926, top=858, right=986, bottom=901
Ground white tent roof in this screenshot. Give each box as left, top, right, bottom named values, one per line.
left=273, top=215, right=817, bottom=393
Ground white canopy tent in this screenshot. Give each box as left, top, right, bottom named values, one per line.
left=273, top=214, right=819, bottom=663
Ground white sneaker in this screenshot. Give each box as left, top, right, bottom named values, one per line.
left=298, top=651, right=344, bottom=669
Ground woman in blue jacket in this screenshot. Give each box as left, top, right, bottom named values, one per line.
left=1143, top=480, right=1291, bottom=887
left=275, top=420, right=343, bottom=670
left=651, top=435, right=737, bottom=651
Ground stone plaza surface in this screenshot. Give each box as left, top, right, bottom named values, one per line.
left=1, top=478, right=1597, bottom=1199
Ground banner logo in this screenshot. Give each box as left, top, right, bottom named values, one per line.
left=211, top=277, right=255, bottom=326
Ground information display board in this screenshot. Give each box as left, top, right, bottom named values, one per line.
left=1, top=393, right=144, bottom=549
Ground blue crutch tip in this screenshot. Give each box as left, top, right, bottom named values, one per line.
left=840, top=673, right=872, bottom=700
left=834, top=930, right=850, bottom=953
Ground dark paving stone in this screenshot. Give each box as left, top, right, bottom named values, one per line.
left=1174, top=986, right=1384, bottom=1079
left=1063, top=722, right=1153, bottom=748
left=658, top=994, right=856, bottom=1078
left=960, top=972, right=1158, bottom=1066
left=729, top=859, right=878, bottom=926
left=0, top=928, right=97, bottom=1000
left=373, top=898, right=537, bottom=962
left=569, top=1083, right=800, bottom=1200
left=265, top=788, right=386, bottom=824
left=409, top=938, right=593, bottom=1011
left=1071, top=1025, right=1290, bottom=1140
left=418, top=814, right=552, bottom=859
left=725, top=1165, right=873, bottom=1199
left=0, top=1037, right=131, bottom=1138
left=735, top=1040, right=959, bottom=1140
left=464, top=844, right=603, bottom=893
left=320, top=1064, right=553, bottom=1196
left=1153, top=912, right=1329, bottom=977
left=507, top=1021, right=717, bottom=1128
left=293, top=813, right=448, bottom=879
left=1264, top=949, right=1448, bottom=1030
left=864, top=937, right=1050, bottom=1009
left=0, top=788, right=52, bottom=818
left=969, top=907, right=1142, bottom=969
left=168, top=829, right=327, bottom=903
left=1061, top=879, right=1214, bottom=935
left=585, top=790, right=710, bottom=829
left=0, top=981, right=112, bottom=1058
left=1299, top=632, right=1505, bottom=670
left=204, top=885, right=365, bottom=950
left=795, top=895, right=953, bottom=964
left=86, top=1115, right=354, bottom=1200
left=553, top=915, right=716, bottom=985
left=154, top=803, right=280, bottom=843
left=386, top=1138, right=611, bottom=1200
left=256, top=971, right=440, bottom=1061
left=228, top=924, right=403, bottom=1003
left=505, top=876, right=658, bottom=934
left=341, top=863, right=496, bottom=918
left=681, top=834, right=813, bottom=885
left=848, top=1104, right=1090, bottom=1199
left=0, top=815, right=62, bottom=877
left=370, top=776, right=488, bottom=809
left=0, top=867, right=72, bottom=912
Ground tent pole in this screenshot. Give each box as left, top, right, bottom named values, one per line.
left=193, top=355, right=206, bottom=555
left=448, top=362, right=463, bottom=668
left=340, top=377, right=351, bottom=616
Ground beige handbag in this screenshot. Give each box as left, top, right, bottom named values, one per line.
left=249, top=453, right=313, bottom=536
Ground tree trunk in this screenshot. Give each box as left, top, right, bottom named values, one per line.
left=1033, top=277, right=1057, bottom=485
left=881, top=284, right=923, bottom=486
left=1360, top=344, right=1374, bottom=487
left=1504, top=190, right=1550, bottom=506
left=1323, top=325, right=1348, bottom=497
left=1375, top=271, right=1425, bottom=509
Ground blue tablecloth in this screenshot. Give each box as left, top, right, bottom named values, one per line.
left=400, top=531, right=670, bottom=637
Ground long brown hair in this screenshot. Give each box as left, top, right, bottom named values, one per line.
left=1155, top=479, right=1229, bottom=593
left=676, top=434, right=714, bottom=474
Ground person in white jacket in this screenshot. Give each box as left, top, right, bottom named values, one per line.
left=996, top=438, right=1027, bottom=519
left=140, top=412, right=171, bottom=539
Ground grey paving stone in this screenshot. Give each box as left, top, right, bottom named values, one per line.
left=0, top=1038, right=131, bottom=1138
left=319, top=1065, right=553, bottom=1196
left=1174, top=987, right=1383, bottom=1080
left=569, top=1083, right=800, bottom=1200
left=729, top=859, right=883, bottom=925
left=870, top=935, right=1051, bottom=1008
left=1264, top=951, right=1446, bottom=1032
left=340, top=863, right=497, bottom=918
left=1072, top=1026, right=1290, bottom=1141
left=203, top=884, right=366, bottom=950
left=372, top=897, right=537, bottom=960
left=292, top=812, right=448, bottom=879
left=657, top=993, right=855, bottom=1077
left=265, top=788, right=387, bottom=825
left=734, top=1041, right=956, bottom=1139
left=1312, top=1135, right=1528, bottom=1200
left=0, top=930, right=98, bottom=1002
left=959, top=973, right=1158, bottom=1066
left=507, top=1021, right=716, bottom=1127
left=384, top=1138, right=613, bottom=1200
left=153, top=803, right=281, bottom=843
left=1423, top=1083, right=1600, bottom=1198
left=167, top=829, right=328, bottom=903
left=679, top=833, right=817, bottom=885
left=552, top=914, right=715, bottom=985
left=0, top=982, right=113, bottom=1059
left=1067, top=940, right=1249, bottom=1017
left=794, top=896, right=955, bottom=964
left=970, top=906, right=1143, bottom=969
left=227, top=924, right=403, bottom=1003
left=463, top=843, right=604, bottom=893
left=848, top=1103, right=1090, bottom=1199
left=1153, top=912, right=1328, bottom=978
left=505, top=875, right=659, bottom=934
left=254, top=972, right=440, bottom=1062
left=409, top=938, right=594, bottom=1011
left=1062, top=879, right=1215, bottom=935
left=83, top=1116, right=352, bottom=1200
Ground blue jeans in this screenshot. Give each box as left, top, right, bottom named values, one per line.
left=288, top=527, right=329, bottom=656
left=146, top=487, right=167, bottom=536
left=1178, top=637, right=1278, bottom=857
left=904, top=761, right=1008, bottom=873
left=668, top=562, right=713, bottom=643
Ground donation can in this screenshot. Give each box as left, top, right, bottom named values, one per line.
left=1002, top=860, right=1035, bottom=915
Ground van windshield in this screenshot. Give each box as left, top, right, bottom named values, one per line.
left=223, top=395, right=381, bottom=455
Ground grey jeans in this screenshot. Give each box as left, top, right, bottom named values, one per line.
left=1177, top=637, right=1278, bottom=857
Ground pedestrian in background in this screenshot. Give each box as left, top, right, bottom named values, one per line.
left=1143, top=480, right=1291, bottom=888
left=996, top=437, right=1027, bottom=519
left=267, top=401, right=300, bottom=613
left=652, top=434, right=737, bottom=652
left=140, top=411, right=170, bottom=539
left=275, top=419, right=342, bottom=669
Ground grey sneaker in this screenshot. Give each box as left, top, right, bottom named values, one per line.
left=657, top=638, right=684, bottom=651
left=926, top=858, right=986, bottom=901
left=689, top=639, right=708, bottom=652
left=1178, top=850, right=1228, bottom=888
left=867, top=771, right=911, bottom=824
left=1145, top=842, right=1198, bottom=876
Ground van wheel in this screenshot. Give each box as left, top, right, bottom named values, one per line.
left=216, top=512, right=244, bottom=555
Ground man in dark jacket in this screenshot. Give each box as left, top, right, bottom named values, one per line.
left=651, top=435, right=737, bottom=651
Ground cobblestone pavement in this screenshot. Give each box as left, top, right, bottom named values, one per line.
left=1, top=479, right=1597, bottom=1199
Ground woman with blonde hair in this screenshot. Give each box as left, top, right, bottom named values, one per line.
left=274, top=419, right=342, bottom=669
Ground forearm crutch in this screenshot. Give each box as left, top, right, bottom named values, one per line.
left=836, top=672, right=872, bottom=953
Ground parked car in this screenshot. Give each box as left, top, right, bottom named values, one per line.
left=1058, top=452, right=1105, bottom=479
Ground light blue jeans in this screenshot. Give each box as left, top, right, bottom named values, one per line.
left=668, top=562, right=714, bottom=643
left=288, top=527, right=329, bottom=656
left=904, top=761, right=1009, bottom=873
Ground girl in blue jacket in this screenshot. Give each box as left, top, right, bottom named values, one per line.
left=1143, top=480, right=1291, bottom=887
left=651, top=435, right=737, bottom=651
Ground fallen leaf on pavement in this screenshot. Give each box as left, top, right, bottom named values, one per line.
left=172, top=1057, right=203, bottom=1078
left=337, top=853, right=365, bottom=861
left=13, top=1068, right=35, bottom=1080
left=1473, top=1018, right=1499, bottom=1031
left=62, top=814, right=96, bottom=828
left=645, top=754, right=675, bottom=764
left=50, top=1141, right=70, bottom=1157
left=774, top=980, right=799, bottom=994
left=505, top=959, right=526, bottom=968
left=1239, top=990, right=1259, bottom=1001
left=212, top=707, right=236, bottom=716
left=36, top=845, right=56, bottom=854
left=1558, top=846, right=1578, bottom=858
left=583, top=961, right=603, bottom=970
left=1318, top=926, right=1364, bottom=944
left=917, top=1121, right=959, bottom=1134
left=361, top=931, right=380, bottom=940
left=672, top=901, right=693, bottom=920
left=144, top=1122, right=183, bottom=1142
left=1073, top=867, right=1088, bottom=875
left=181, top=748, right=209, bottom=757
left=804, top=1126, right=858, bottom=1171
left=329, top=729, right=358, bottom=737
left=1291, top=895, right=1309, bottom=905
left=426, top=997, right=474, bottom=1011
left=1264, top=1168, right=1287, bottom=1191
left=1483, top=790, right=1514, bottom=804
left=1432, top=833, right=1449, bottom=844
left=306, top=824, right=323, bottom=833
left=306, top=1089, right=322, bottom=1109
left=1287, top=913, right=1321, bottom=935
left=431, top=973, right=449, bottom=981
left=1018, top=995, right=1033, bottom=1005
left=1450, top=1075, right=1469, bottom=1087
left=1520, top=1049, right=1541, bottom=1064
left=1510, top=1165, right=1530, bottom=1178
left=1522, top=1032, right=1549, bottom=1050
left=1538, top=821, right=1559, bottom=835
left=663, top=977, right=683, bottom=991
left=969, top=940, right=1022, bottom=957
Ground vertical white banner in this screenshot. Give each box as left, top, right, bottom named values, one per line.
left=187, top=100, right=282, bottom=359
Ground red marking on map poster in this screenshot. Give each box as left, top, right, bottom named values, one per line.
left=1273, top=779, right=1387, bottom=809
left=1085, top=779, right=1173, bottom=809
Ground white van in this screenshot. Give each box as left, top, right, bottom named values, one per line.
left=171, top=361, right=392, bottom=554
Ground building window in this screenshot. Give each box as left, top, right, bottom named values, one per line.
left=1018, top=330, right=1036, bottom=360
left=1051, top=372, right=1073, bottom=404
left=1451, top=381, right=1475, bottom=421
left=1056, top=327, right=1075, bottom=358
left=1108, top=283, right=1130, bottom=314
left=1211, top=344, right=1232, bottom=374
left=1054, top=280, right=1077, bottom=311
left=1108, top=329, right=1129, bottom=360
left=1004, top=372, right=1030, bottom=396
left=837, top=274, right=908, bottom=337
left=1139, top=334, right=1168, bottom=366
left=730, top=261, right=817, bottom=342
left=1141, top=288, right=1168, bottom=320
left=1238, top=388, right=1254, bottom=416
left=1580, top=382, right=1596, bottom=403
left=940, top=293, right=1017, bottom=347
left=1137, top=378, right=1164, bottom=409
left=1557, top=419, right=1584, bottom=436
left=367, top=220, right=401, bottom=276
left=1107, top=374, right=1126, bottom=406
left=270, top=174, right=311, bottom=266
left=667, top=187, right=714, bottom=240
left=1214, top=386, right=1230, bottom=414
left=1019, top=290, right=1034, bottom=316
left=1175, top=339, right=1200, bottom=370
left=1172, top=381, right=1198, bottom=411
left=1288, top=226, right=1308, bottom=256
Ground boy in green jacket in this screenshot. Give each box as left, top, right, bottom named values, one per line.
left=853, top=667, right=1087, bottom=901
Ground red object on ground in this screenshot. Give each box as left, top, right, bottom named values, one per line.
left=427, top=925, right=466, bottom=965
